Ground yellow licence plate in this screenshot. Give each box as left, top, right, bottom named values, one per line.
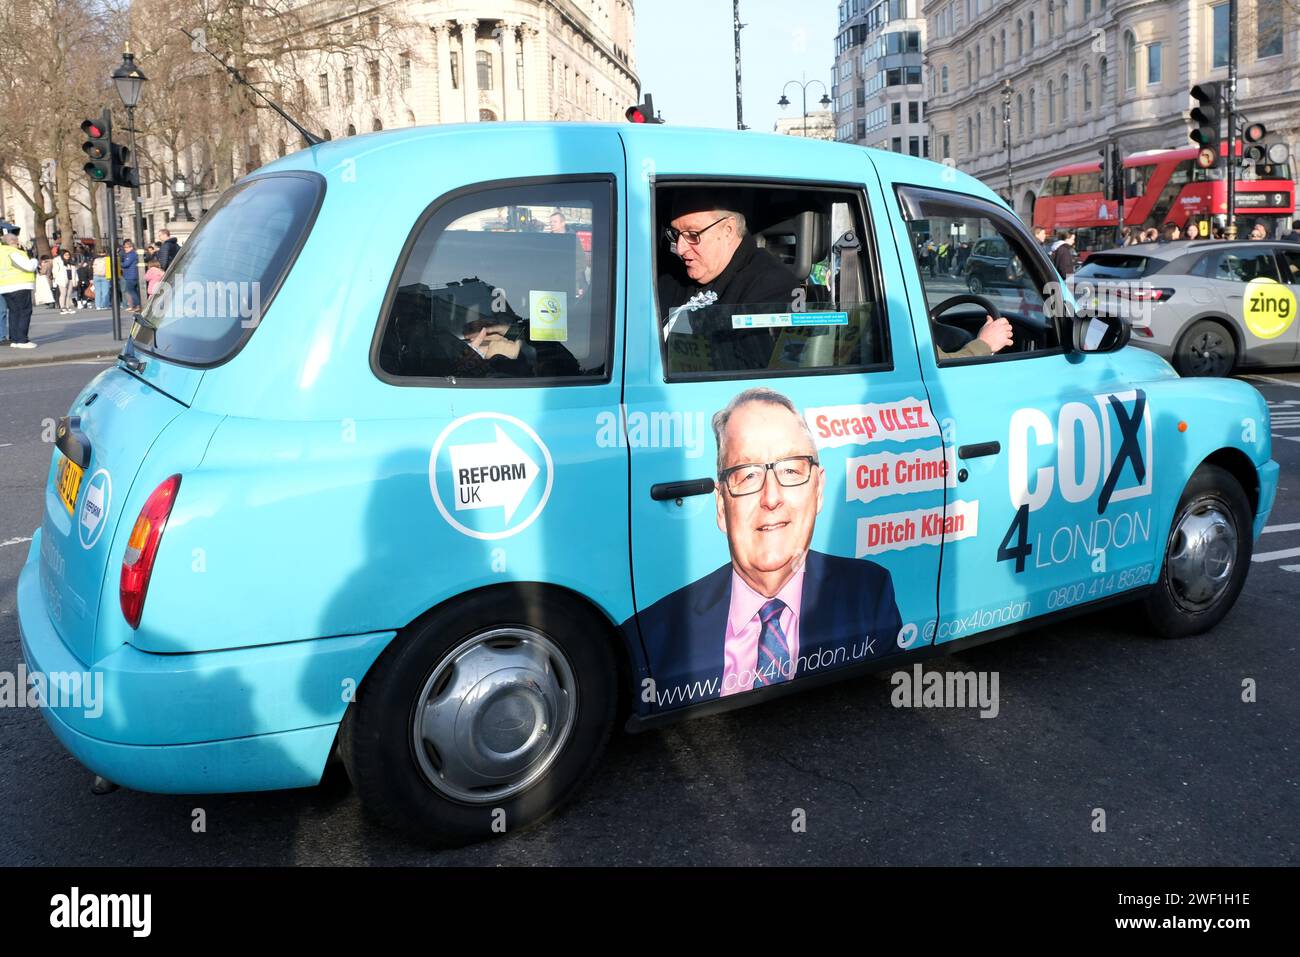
left=55, top=455, right=84, bottom=515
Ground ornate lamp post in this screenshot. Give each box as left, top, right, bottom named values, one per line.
left=171, top=174, right=192, bottom=223
left=778, top=78, right=832, bottom=139
left=112, top=48, right=148, bottom=251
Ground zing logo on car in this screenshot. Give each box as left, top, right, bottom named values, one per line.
left=429, top=413, right=554, bottom=540
left=1242, top=277, right=1296, bottom=340
left=77, top=469, right=111, bottom=550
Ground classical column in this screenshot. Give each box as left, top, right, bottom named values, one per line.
left=519, top=24, right=538, bottom=122
left=495, top=21, right=516, bottom=122
left=431, top=21, right=453, bottom=124
left=457, top=19, right=478, bottom=121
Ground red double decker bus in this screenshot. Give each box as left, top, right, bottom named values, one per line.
left=1034, top=144, right=1294, bottom=256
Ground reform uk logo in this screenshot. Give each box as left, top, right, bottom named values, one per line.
left=430, top=413, right=554, bottom=540
left=78, top=468, right=111, bottom=550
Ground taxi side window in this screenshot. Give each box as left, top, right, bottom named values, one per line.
left=897, top=185, right=1061, bottom=364
left=655, top=184, right=890, bottom=378
left=1279, top=249, right=1300, bottom=285
left=376, top=179, right=613, bottom=383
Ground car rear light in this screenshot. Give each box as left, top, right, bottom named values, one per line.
left=120, top=475, right=181, bottom=629
left=1119, top=287, right=1174, bottom=302
left=1132, top=325, right=1155, bottom=337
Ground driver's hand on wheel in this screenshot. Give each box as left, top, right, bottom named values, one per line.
left=978, top=315, right=1013, bottom=354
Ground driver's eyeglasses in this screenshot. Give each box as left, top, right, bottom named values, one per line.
left=663, top=216, right=731, bottom=253
left=719, top=456, right=818, bottom=496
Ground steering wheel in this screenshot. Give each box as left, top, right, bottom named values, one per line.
left=928, top=293, right=1002, bottom=323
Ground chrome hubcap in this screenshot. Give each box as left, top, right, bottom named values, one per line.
left=412, top=627, right=576, bottom=804
left=1166, top=499, right=1238, bottom=611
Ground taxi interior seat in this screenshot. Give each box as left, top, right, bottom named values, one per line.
left=755, top=211, right=831, bottom=305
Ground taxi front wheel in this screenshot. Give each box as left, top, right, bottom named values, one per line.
left=339, top=589, right=618, bottom=847
left=1141, top=464, right=1252, bottom=639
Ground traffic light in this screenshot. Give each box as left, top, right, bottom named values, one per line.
left=110, top=142, right=137, bottom=189
left=1189, top=82, right=1222, bottom=169
left=81, top=111, right=113, bottom=184
left=625, top=94, right=663, bottom=124
left=1098, top=143, right=1124, bottom=201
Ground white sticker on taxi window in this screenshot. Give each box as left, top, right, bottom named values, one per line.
left=731, top=311, right=849, bottom=329
left=529, top=290, right=568, bottom=342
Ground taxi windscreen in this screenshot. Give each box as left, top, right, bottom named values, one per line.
left=131, top=172, right=324, bottom=365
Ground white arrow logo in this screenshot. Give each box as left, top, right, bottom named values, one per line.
left=449, top=425, right=540, bottom=524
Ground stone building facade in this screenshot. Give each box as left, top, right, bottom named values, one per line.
left=923, top=0, right=1300, bottom=222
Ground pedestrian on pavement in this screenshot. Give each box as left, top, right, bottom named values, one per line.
left=1282, top=219, right=1300, bottom=244
left=36, top=255, right=56, bottom=310
left=145, top=256, right=165, bottom=298
left=120, top=239, right=141, bottom=314
left=53, top=250, right=76, bottom=314
left=93, top=251, right=110, bottom=308
left=156, top=229, right=180, bottom=269
left=1033, top=225, right=1049, bottom=249
left=0, top=231, right=39, bottom=348
left=1050, top=230, right=1078, bottom=279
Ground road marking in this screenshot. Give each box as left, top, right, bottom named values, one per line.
left=1271, top=434, right=1300, bottom=443
left=0, top=536, right=33, bottom=549
left=1245, top=374, right=1300, bottom=389
left=1262, top=523, right=1300, bottom=534
left=1252, top=546, right=1300, bottom=563
left=1281, top=565, right=1300, bottom=573
left=0, top=443, right=11, bottom=448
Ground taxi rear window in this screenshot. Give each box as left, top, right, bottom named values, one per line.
left=131, top=172, right=324, bottom=366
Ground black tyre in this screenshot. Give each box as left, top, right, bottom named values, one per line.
left=1174, top=320, right=1237, bottom=377
left=967, top=275, right=985, bottom=295
left=1142, top=464, right=1253, bottom=638
left=340, top=588, right=617, bottom=847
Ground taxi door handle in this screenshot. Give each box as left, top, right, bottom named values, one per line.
left=651, top=478, right=715, bottom=501
left=958, top=441, right=1001, bottom=459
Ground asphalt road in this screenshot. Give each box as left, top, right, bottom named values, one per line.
left=1, top=359, right=1297, bottom=865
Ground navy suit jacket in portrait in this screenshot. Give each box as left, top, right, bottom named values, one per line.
left=629, top=550, right=903, bottom=708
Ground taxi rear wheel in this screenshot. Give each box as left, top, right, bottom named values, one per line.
left=340, top=589, right=617, bottom=847
left=1141, top=464, right=1252, bottom=639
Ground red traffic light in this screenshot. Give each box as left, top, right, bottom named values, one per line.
left=1243, top=122, right=1267, bottom=143
left=1196, top=147, right=1217, bottom=168
left=80, top=119, right=105, bottom=139
left=625, top=106, right=648, bottom=123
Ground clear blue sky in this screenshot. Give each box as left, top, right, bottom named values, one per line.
left=635, top=0, right=839, bottom=132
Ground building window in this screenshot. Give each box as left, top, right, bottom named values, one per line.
left=1099, top=56, right=1107, bottom=104
left=346, top=123, right=356, bottom=137
left=368, top=60, right=380, bottom=96
left=1211, top=3, right=1229, bottom=67
left=368, top=14, right=380, bottom=39
left=344, top=66, right=354, bottom=103
left=1061, top=74, right=1069, bottom=119
left=966, top=51, right=972, bottom=83
left=1084, top=0, right=1091, bottom=16
left=1146, top=41, right=1162, bottom=85
left=892, top=102, right=901, bottom=124
left=1124, top=30, right=1136, bottom=88
left=1029, top=11, right=1036, bottom=45
left=400, top=54, right=411, bottom=90
left=1047, top=79, right=1055, bottom=123
left=1082, top=63, right=1091, bottom=110
left=909, top=101, right=919, bottom=123
left=923, top=135, right=929, bottom=158
left=1028, top=87, right=1036, bottom=131
left=990, top=107, right=997, bottom=147
left=1258, top=0, right=1283, bottom=58
left=318, top=73, right=329, bottom=106
left=1017, top=93, right=1024, bottom=134
left=892, top=136, right=902, bottom=152
left=941, top=64, right=949, bottom=92
left=450, top=51, right=460, bottom=89
left=909, top=135, right=920, bottom=156
left=976, top=113, right=982, bottom=150
left=966, top=117, right=972, bottom=152
left=942, top=133, right=950, bottom=159
left=1017, top=18, right=1023, bottom=55
left=477, top=50, right=493, bottom=90
left=1048, top=1, right=1054, bottom=37
left=372, top=118, right=383, bottom=132
left=1001, top=29, right=1006, bottom=63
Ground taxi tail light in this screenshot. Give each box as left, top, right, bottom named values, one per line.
left=120, top=475, right=181, bottom=629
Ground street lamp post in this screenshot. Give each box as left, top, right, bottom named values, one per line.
left=171, top=173, right=192, bottom=223
left=112, top=51, right=147, bottom=244
left=778, top=78, right=832, bottom=139
left=1002, top=79, right=1013, bottom=207
left=112, top=48, right=147, bottom=311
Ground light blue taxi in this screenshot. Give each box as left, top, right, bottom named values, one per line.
left=17, top=123, right=1278, bottom=845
